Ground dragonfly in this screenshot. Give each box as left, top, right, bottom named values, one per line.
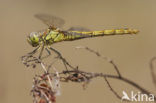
left=23, top=13, right=139, bottom=66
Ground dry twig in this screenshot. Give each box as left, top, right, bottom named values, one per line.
left=22, top=46, right=156, bottom=102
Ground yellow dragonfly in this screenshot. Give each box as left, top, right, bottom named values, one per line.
left=23, top=13, right=139, bottom=64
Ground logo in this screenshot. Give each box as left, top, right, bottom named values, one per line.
left=122, top=91, right=155, bottom=102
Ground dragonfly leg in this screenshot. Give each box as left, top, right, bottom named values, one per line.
left=40, top=47, right=52, bottom=60
left=48, top=47, right=76, bottom=70
left=21, top=46, right=40, bottom=61
left=38, top=44, right=45, bottom=59
left=28, top=46, right=40, bottom=55
left=21, top=46, right=40, bottom=67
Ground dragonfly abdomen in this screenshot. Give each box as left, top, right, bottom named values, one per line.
left=66, top=28, right=139, bottom=41
left=75, top=28, right=138, bottom=36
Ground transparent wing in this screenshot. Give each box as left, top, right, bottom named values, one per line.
left=64, top=26, right=91, bottom=37
left=35, top=13, right=65, bottom=28
left=68, top=26, right=90, bottom=31
left=61, top=31, right=90, bottom=39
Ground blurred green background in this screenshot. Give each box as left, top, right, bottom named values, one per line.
left=0, top=0, right=156, bottom=103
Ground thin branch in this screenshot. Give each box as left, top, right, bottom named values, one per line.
left=150, top=57, right=156, bottom=89
left=59, top=69, right=156, bottom=101
left=103, top=76, right=122, bottom=100
left=40, top=62, right=54, bottom=90
left=76, top=46, right=122, bottom=77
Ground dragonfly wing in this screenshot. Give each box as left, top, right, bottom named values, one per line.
left=65, top=26, right=91, bottom=38
left=68, top=26, right=90, bottom=31
left=63, top=31, right=91, bottom=38
left=34, top=13, right=65, bottom=28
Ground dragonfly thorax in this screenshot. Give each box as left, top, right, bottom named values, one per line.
left=44, top=30, right=60, bottom=45
left=27, top=32, right=40, bottom=47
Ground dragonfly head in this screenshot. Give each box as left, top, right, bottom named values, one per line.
left=27, top=32, right=40, bottom=47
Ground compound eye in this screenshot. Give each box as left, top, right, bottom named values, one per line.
left=27, top=32, right=40, bottom=47
left=30, top=32, right=38, bottom=38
